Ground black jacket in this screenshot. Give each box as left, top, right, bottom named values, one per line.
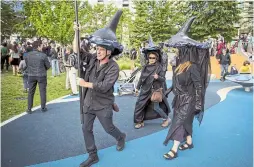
left=82, top=52, right=119, bottom=111
left=24, top=51, right=51, bottom=77
left=219, top=53, right=231, bottom=65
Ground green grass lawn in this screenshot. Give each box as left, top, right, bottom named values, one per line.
left=1, top=57, right=136, bottom=122
left=1, top=70, right=71, bottom=122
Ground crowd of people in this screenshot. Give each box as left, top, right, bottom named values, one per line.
left=1, top=39, right=81, bottom=96
left=206, top=33, right=253, bottom=81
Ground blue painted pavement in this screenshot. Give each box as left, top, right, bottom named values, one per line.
left=29, top=88, right=253, bottom=167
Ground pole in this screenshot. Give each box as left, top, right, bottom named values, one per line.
left=74, top=0, right=84, bottom=124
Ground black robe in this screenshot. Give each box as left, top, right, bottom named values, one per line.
left=163, top=64, right=202, bottom=145
left=134, top=63, right=171, bottom=123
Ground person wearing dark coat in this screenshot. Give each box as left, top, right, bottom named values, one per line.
left=163, top=56, right=202, bottom=159
left=218, top=48, right=231, bottom=81
left=134, top=36, right=171, bottom=129
left=163, top=17, right=210, bottom=160
left=75, top=10, right=126, bottom=167
left=24, top=41, right=51, bottom=113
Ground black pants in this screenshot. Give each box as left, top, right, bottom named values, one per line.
left=82, top=105, right=124, bottom=156
left=1, top=55, right=10, bottom=70
left=28, top=76, right=47, bottom=109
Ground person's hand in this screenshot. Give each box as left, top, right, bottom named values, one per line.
left=153, top=73, right=158, bottom=79
left=135, top=89, right=139, bottom=96
left=76, top=77, right=85, bottom=86
left=73, top=22, right=81, bottom=31
left=135, top=89, right=139, bottom=93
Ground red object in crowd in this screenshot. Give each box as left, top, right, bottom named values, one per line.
left=217, top=42, right=225, bottom=55
left=230, top=47, right=235, bottom=54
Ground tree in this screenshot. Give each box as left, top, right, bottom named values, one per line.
left=16, top=0, right=94, bottom=45
left=83, top=3, right=117, bottom=35
left=182, top=1, right=241, bottom=42
left=19, top=0, right=76, bottom=45
left=130, top=1, right=186, bottom=48
left=130, top=1, right=150, bottom=48
left=116, top=7, right=133, bottom=47
left=1, top=1, right=21, bottom=39
left=149, top=1, right=186, bottom=43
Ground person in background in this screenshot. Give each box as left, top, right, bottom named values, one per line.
left=18, top=55, right=29, bottom=93
left=50, top=43, right=60, bottom=77
left=65, top=45, right=78, bottom=95
left=229, top=64, right=238, bottom=75
left=1, top=42, right=9, bottom=72
left=24, top=41, right=51, bottom=114
left=9, top=42, right=20, bottom=76
left=247, top=33, right=253, bottom=54
left=218, top=48, right=231, bottom=81
left=216, top=40, right=225, bottom=60
left=239, top=60, right=251, bottom=74
left=26, top=42, right=33, bottom=52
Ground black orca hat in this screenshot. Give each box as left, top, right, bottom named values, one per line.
left=142, top=35, right=161, bottom=61
left=165, top=17, right=210, bottom=64
left=165, top=17, right=209, bottom=48
left=89, top=10, right=124, bottom=56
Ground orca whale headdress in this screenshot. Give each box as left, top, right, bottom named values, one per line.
left=89, top=10, right=123, bottom=56
left=142, top=35, right=162, bottom=61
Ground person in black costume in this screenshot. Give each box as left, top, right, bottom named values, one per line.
left=75, top=10, right=126, bottom=167
left=134, top=36, right=171, bottom=129
left=163, top=17, right=211, bottom=160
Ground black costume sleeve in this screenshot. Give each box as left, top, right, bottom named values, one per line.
left=156, top=67, right=166, bottom=82
left=80, top=51, right=94, bottom=79
left=93, top=65, right=119, bottom=93
left=136, top=67, right=145, bottom=90
left=136, top=78, right=142, bottom=90
left=190, top=64, right=202, bottom=111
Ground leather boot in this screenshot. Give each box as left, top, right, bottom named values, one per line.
left=79, top=154, right=99, bottom=167
left=116, top=133, right=126, bottom=151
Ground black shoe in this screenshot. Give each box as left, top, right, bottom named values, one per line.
left=79, top=154, right=99, bottom=167
left=116, top=133, right=126, bottom=151
left=41, top=107, right=48, bottom=112
left=26, top=109, right=32, bottom=114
